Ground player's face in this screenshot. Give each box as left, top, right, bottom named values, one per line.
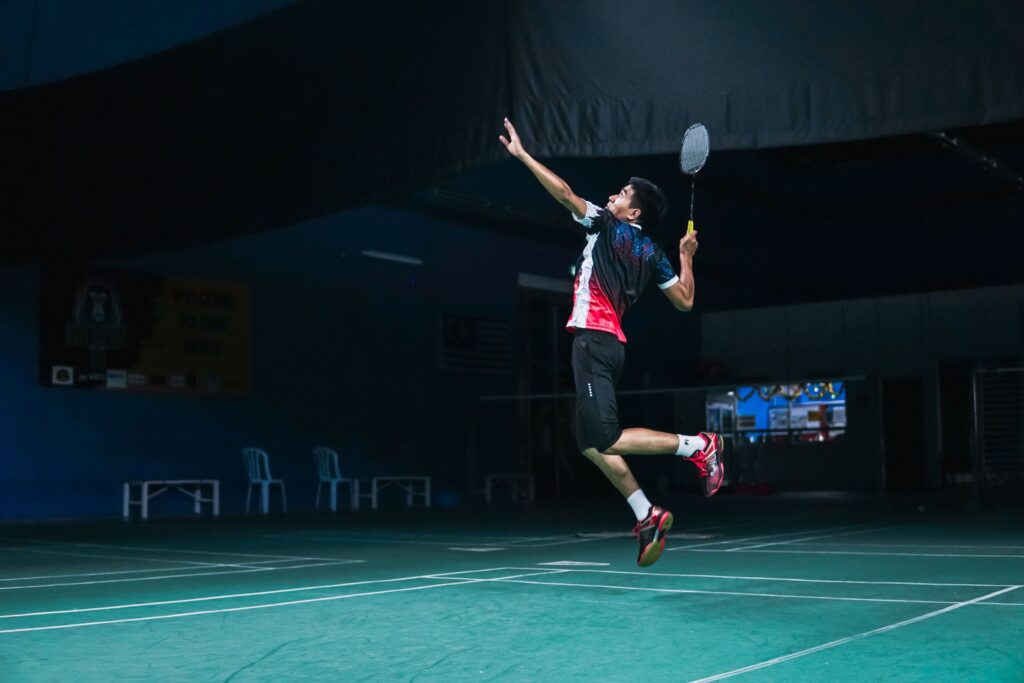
left=607, top=185, right=641, bottom=223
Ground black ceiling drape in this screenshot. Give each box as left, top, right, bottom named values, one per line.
left=4, top=0, right=1022, bottom=262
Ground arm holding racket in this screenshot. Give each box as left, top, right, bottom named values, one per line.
left=499, top=118, right=587, bottom=218
left=662, top=230, right=697, bottom=311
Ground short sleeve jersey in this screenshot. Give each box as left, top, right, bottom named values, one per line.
left=566, top=200, right=679, bottom=342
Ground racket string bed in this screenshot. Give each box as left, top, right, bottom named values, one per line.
left=679, top=123, right=709, bottom=234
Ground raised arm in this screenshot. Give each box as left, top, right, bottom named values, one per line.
left=499, top=117, right=587, bottom=218
left=662, top=230, right=698, bottom=311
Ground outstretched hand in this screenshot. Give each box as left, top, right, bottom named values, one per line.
left=498, top=117, right=527, bottom=159
left=680, top=229, right=699, bottom=259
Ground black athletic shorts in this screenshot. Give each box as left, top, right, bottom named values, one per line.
left=571, top=328, right=625, bottom=453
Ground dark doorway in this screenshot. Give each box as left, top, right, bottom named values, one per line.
left=938, top=361, right=974, bottom=485
left=882, top=377, right=927, bottom=491
left=518, top=282, right=622, bottom=498
left=518, top=286, right=574, bottom=498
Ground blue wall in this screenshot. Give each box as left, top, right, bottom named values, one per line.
left=1, top=0, right=296, bottom=91
left=1, top=206, right=605, bottom=520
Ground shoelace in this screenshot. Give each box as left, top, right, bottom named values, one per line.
left=688, top=435, right=719, bottom=478
left=690, top=453, right=709, bottom=477
left=632, top=513, right=658, bottom=536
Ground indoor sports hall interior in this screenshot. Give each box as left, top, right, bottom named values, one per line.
left=2, top=3, right=1023, bottom=681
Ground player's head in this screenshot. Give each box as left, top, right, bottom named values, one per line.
left=607, top=177, right=668, bottom=227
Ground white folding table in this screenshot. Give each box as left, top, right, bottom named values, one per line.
left=369, top=476, right=431, bottom=510
left=479, top=473, right=535, bottom=505
left=123, top=479, right=220, bottom=520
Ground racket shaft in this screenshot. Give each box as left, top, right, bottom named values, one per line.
left=687, top=179, right=696, bottom=234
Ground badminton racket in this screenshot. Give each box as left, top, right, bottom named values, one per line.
left=679, top=123, right=709, bottom=235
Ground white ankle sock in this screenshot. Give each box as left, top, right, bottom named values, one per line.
left=675, top=434, right=708, bottom=457
left=626, top=489, right=652, bottom=520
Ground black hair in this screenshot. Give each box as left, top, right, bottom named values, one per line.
left=628, top=177, right=669, bottom=227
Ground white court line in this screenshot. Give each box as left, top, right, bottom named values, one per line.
left=287, top=531, right=550, bottom=543
left=280, top=533, right=603, bottom=550
left=0, top=582, right=467, bottom=634
left=483, top=578, right=957, bottom=606
left=728, top=523, right=918, bottom=552
left=796, top=541, right=1024, bottom=550
left=0, top=561, right=361, bottom=591
left=668, top=523, right=876, bottom=551
left=518, top=537, right=607, bottom=548
left=269, top=534, right=502, bottom=548
left=0, top=565, right=259, bottom=584
left=0, top=568, right=536, bottom=620
left=0, top=557, right=347, bottom=584
left=691, top=548, right=1024, bottom=559
left=0, top=539, right=340, bottom=563
left=657, top=510, right=865, bottom=538
left=2, top=546, right=262, bottom=569
left=0, top=567, right=558, bottom=634
left=541, top=568, right=1010, bottom=588
left=687, top=585, right=1022, bottom=682
left=532, top=518, right=884, bottom=548
left=4, top=566, right=1019, bottom=635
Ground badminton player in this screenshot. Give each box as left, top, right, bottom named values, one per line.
left=499, top=117, right=724, bottom=567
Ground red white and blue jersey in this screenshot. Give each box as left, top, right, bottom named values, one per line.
left=567, top=201, right=679, bottom=343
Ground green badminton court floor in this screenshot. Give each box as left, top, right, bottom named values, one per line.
left=1, top=495, right=1022, bottom=681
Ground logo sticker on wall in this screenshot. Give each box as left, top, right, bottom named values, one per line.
left=52, top=366, right=74, bottom=385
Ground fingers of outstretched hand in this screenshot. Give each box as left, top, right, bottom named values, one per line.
left=500, top=118, right=522, bottom=155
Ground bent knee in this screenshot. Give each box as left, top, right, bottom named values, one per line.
left=575, top=429, right=622, bottom=457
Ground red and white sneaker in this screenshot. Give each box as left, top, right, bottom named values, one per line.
left=689, top=432, right=725, bottom=497
left=632, top=505, right=674, bottom=567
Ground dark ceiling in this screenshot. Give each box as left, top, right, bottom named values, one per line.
left=407, top=119, right=1024, bottom=308
left=3, top=1, right=1022, bottom=309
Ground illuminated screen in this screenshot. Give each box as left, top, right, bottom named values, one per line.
left=708, top=382, right=846, bottom=444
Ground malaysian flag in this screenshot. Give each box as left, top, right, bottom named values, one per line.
left=440, top=314, right=511, bottom=371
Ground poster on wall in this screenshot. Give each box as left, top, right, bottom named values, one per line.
left=39, top=265, right=251, bottom=394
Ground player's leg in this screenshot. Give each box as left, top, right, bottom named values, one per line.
left=581, top=448, right=639, bottom=498
left=581, top=447, right=673, bottom=567
left=572, top=330, right=671, bottom=566
left=603, top=429, right=726, bottom=497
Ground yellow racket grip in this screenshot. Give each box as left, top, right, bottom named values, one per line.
left=686, top=219, right=695, bottom=235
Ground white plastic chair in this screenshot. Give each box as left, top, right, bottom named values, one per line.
left=241, top=448, right=287, bottom=515
left=313, top=447, right=357, bottom=512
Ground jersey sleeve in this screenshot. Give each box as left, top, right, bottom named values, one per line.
left=649, top=243, right=679, bottom=289
left=571, top=200, right=607, bottom=235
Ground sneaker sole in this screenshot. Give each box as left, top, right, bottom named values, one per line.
left=638, top=511, right=674, bottom=567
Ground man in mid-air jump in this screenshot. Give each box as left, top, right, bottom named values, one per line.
left=499, top=118, right=724, bottom=567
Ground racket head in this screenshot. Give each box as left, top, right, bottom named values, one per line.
left=679, top=123, right=709, bottom=175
